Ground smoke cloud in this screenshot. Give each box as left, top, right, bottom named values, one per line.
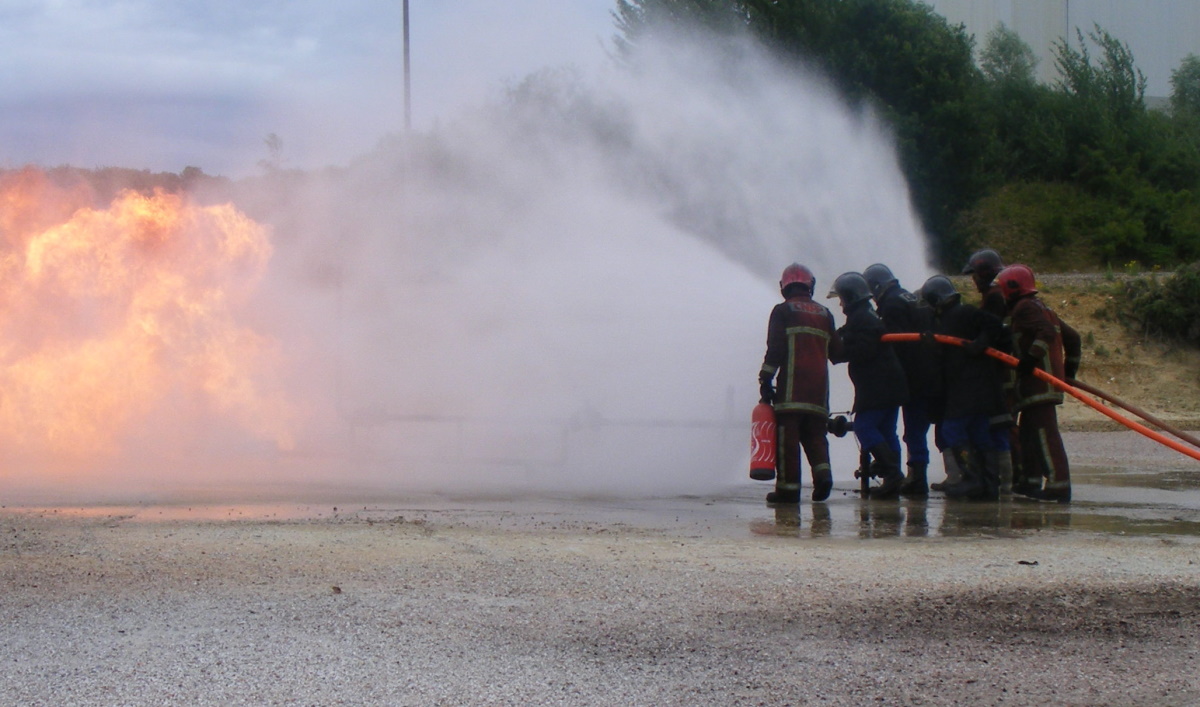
left=4, top=29, right=931, bottom=503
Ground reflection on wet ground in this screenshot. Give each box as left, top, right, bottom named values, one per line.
left=12, top=464, right=1200, bottom=542
left=8, top=428, right=1200, bottom=540
left=747, top=463, right=1200, bottom=539
left=751, top=494, right=1106, bottom=539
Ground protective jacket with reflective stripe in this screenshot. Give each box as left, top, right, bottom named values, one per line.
left=761, top=295, right=843, bottom=417
left=1009, top=295, right=1082, bottom=411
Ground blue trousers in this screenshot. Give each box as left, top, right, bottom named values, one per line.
left=942, top=415, right=996, bottom=450
left=854, top=407, right=901, bottom=455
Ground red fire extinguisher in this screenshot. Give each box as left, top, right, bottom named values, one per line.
left=750, top=402, right=777, bottom=480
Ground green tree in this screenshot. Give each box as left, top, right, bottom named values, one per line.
left=979, top=23, right=1037, bottom=84
left=1170, top=54, right=1200, bottom=116
left=976, top=24, right=1060, bottom=182
left=1054, top=26, right=1146, bottom=122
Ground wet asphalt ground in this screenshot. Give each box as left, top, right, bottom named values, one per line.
left=4, top=428, right=1199, bottom=706
left=16, top=430, right=1199, bottom=541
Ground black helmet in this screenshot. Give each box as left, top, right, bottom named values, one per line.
left=862, top=263, right=898, bottom=299
left=920, top=275, right=960, bottom=309
left=961, top=249, right=1004, bottom=280
left=827, top=272, right=872, bottom=307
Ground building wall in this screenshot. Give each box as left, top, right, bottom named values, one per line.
left=926, top=0, right=1200, bottom=99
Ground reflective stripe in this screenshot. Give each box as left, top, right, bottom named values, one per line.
left=761, top=363, right=778, bottom=376
left=786, top=334, right=796, bottom=401
left=786, top=326, right=831, bottom=340
left=784, top=327, right=830, bottom=403
left=989, top=412, right=1013, bottom=427
left=1015, top=392, right=1063, bottom=410
left=1036, top=427, right=1057, bottom=482
left=775, top=402, right=830, bottom=416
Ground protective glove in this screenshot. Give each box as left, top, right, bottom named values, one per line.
left=1017, top=354, right=1039, bottom=377
left=1064, top=361, right=1079, bottom=381
left=759, top=378, right=776, bottom=405
left=964, top=338, right=988, bottom=357
left=919, top=330, right=936, bottom=345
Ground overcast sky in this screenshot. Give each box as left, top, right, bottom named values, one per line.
left=0, top=0, right=617, bottom=177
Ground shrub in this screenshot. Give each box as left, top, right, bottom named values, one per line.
left=1123, top=262, right=1200, bottom=343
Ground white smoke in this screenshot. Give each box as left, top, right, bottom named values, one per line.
left=241, top=30, right=930, bottom=498
left=9, top=29, right=932, bottom=502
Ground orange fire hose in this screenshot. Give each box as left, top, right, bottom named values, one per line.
left=881, top=333, right=1200, bottom=464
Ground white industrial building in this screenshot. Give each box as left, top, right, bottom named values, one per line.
left=925, top=0, right=1200, bottom=101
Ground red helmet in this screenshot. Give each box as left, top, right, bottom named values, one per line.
left=996, top=264, right=1037, bottom=301
left=779, top=263, right=816, bottom=295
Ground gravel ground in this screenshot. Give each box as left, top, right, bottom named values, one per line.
left=3, top=492, right=1200, bottom=707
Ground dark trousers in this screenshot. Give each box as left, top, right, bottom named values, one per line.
left=775, top=412, right=832, bottom=493
left=901, top=397, right=931, bottom=466
left=1017, top=403, right=1070, bottom=491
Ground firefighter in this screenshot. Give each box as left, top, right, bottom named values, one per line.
left=827, top=272, right=909, bottom=499
left=960, top=247, right=1020, bottom=494
left=759, top=263, right=844, bottom=504
left=962, top=248, right=1007, bottom=319
left=919, top=275, right=1009, bottom=500
left=996, top=264, right=1083, bottom=503
left=863, top=263, right=937, bottom=496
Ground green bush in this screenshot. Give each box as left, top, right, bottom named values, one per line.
left=1123, top=263, right=1200, bottom=343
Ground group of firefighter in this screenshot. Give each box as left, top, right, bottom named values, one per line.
left=758, top=249, right=1082, bottom=505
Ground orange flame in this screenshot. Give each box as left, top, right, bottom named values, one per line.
left=0, top=168, right=295, bottom=459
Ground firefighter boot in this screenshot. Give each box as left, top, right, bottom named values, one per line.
left=929, top=448, right=961, bottom=493
left=811, top=466, right=833, bottom=503
left=766, top=489, right=800, bottom=504
left=975, top=451, right=1001, bottom=501
left=900, top=463, right=929, bottom=497
left=942, top=446, right=984, bottom=500
left=1012, top=473, right=1044, bottom=499
left=868, top=444, right=904, bottom=499
left=1023, top=487, right=1072, bottom=504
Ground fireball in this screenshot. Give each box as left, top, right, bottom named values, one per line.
left=0, top=168, right=295, bottom=462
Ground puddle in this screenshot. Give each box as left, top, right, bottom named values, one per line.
left=5, top=444, right=1200, bottom=542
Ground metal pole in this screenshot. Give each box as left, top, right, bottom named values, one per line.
left=403, top=0, right=411, bottom=132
